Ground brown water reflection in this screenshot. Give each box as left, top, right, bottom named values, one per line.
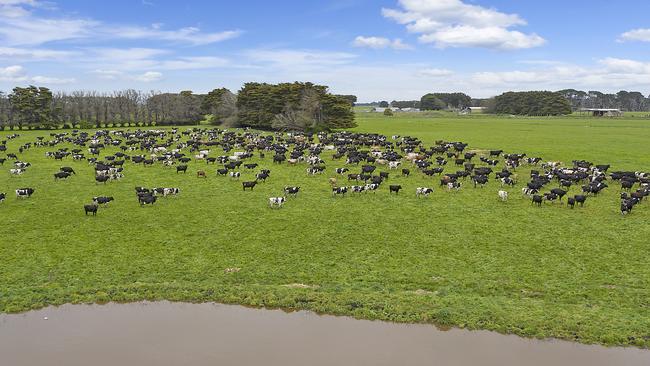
left=0, top=301, right=648, bottom=366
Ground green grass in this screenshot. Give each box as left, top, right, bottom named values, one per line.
left=1, top=113, right=650, bottom=348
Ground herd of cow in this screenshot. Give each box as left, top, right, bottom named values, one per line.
left=0, top=128, right=648, bottom=216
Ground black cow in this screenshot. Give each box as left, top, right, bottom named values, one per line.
left=95, top=175, right=110, bottom=184
left=389, top=185, right=402, bottom=194
left=176, top=165, right=188, bottom=173
left=244, top=163, right=258, bottom=169
left=216, top=168, right=229, bottom=176
left=532, top=195, right=543, bottom=206
left=401, top=168, right=410, bottom=177
left=54, top=172, right=72, bottom=180
left=0, top=192, right=5, bottom=202
left=472, top=175, right=489, bottom=188
left=60, top=167, right=76, bottom=174
left=550, top=188, right=568, bottom=201
left=574, top=195, right=587, bottom=207
left=621, top=199, right=636, bottom=215
left=84, top=204, right=98, bottom=216
left=567, top=197, right=576, bottom=209
left=242, top=181, right=257, bottom=190
left=139, top=195, right=157, bottom=206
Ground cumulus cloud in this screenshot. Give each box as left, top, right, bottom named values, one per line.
left=0, top=64, right=26, bottom=80
left=618, top=29, right=650, bottom=43
left=382, top=0, right=545, bottom=50
left=30, top=75, right=75, bottom=84
left=419, top=68, right=453, bottom=77
left=352, top=36, right=412, bottom=50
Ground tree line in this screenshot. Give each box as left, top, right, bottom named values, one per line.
left=0, top=82, right=355, bottom=131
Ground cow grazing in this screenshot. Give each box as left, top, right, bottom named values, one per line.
left=532, top=195, right=543, bottom=206
left=498, top=190, right=508, bottom=201
left=216, top=168, right=229, bottom=176
left=284, top=186, right=300, bottom=197
left=54, top=171, right=72, bottom=180
left=242, top=181, right=257, bottom=190
left=336, top=168, right=349, bottom=175
left=402, top=168, right=410, bottom=177
left=256, top=172, right=269, bottom=182
left=176, top=165, right=188, bottom=173
left=60, top=167, right=76, bottom=174
left=447, top=182, right=461, bottom=191
left=388, top=161, right=401, bottom=169
left=84, top=204, right=98, bottom=216
left=389, top=185, right=402, bottom=194
left=332, top=186, right=348, bottom=196
left=229, top=171, right=241, bottom=179
left=621, top=199, right=636, bottom=215
left=139, top=195, right=157, bottom=206
left=244, top=163, right=258, bottom=170
left=522, top=187, right=539, bottom=197
left=16, top=188, right=35, bottom=198
left=416, top=187, right=433, bottom=197
left=95, top=175, right=110, bottom=184
left=550, top=188, right=568, bottom=201
left=351, top=185, right=366, bottom=193
left=0, top=192, right=5, bottom=202
left=93, top=196, right=114, bottom=206
left=269, top=197, right=286, bottom=208
left=10, top=168, right=25, bottom=176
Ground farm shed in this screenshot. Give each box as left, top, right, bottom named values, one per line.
left=580, top=108, right=623, bottom=117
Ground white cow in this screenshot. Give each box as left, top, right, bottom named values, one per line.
left=498, top=190, right=509, bottom=201
left=269, top=197, right=286, bottom=208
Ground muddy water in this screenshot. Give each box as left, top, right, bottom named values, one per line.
left=0, top=302, right=648, bottom=366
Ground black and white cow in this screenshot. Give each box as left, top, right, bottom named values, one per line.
left=416, top=187, right=433, bottom=197
left=93, top=196, right=114, bottom=206
left=532, top=194, right=543, bottom=206
left=10, top=168, right=25, bottom=176
left=284, top=186, right=300, bottom=197
left=269, top=197, right=286, bottom=208
left=0, top=192, right=5, bottom=202
left=332, top=186, right=348, bottom=196
left=16, top=188, right=35, bottom=198
left=139, top=194, right=157, bottom=206
left=229, top=171, right=241, bottom=179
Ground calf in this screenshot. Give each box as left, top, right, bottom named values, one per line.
left=284, top=186, right=300, bottom=197
left=532, top=195, right=543, bottom=206
left=389, top=185, right=402, bottom=194
left=567, top=197, right=576, bottom=209
left=416, top=187, right=433, bottom=197
left=498, top=190, right=508, bottom=201
left=84, top=204, right=98, bottom=216
left=16, top=188, right=35, bottom=198
left=242, top=181, right=257, bottom=191
left=269, top=197, right=286, bottom=208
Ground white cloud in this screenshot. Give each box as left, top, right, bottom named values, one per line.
left=0, top=46, right=77, bottom=60
left=0, top=1, right=240, bottom=46
left=382, top=0, right=545, bottom=50
left=419, top=68, right=453, bottom=77
left=109, top=26, right=241, bottom=46
left=352, top=36, right=412, bottom=50
left=246, top=49, right=357, bottom=67
left=0, top=64, right=26, bottom=80
left=619, top=29, right=650, bottom=42
left=30, top=75, right=75, bottom=84
left=133, top=71, right=162, bottom=82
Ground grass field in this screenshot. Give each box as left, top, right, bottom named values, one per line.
left=1, top=113, right=650, bottom=347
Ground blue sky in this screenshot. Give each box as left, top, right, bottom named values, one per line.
left=2, top=0, right=650, bottom=101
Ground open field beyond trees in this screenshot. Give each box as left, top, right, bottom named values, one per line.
left=1, top=113, right=649, bottom=347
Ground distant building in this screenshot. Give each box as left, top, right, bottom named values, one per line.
left=580, top=108, right=623, bottom=117
left=371, top=107, right=421, bottom=113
